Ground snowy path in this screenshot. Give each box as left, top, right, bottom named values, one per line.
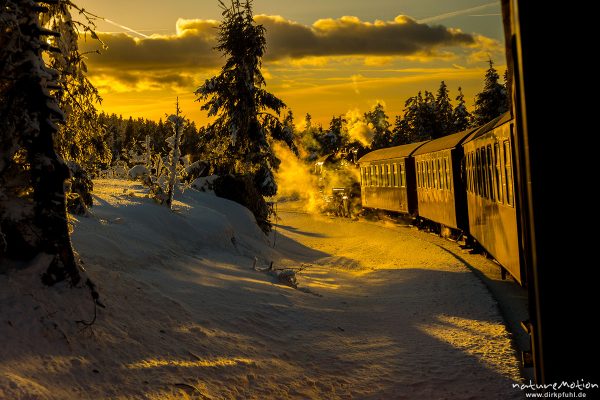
left=0, top=182, right=524, bottom=399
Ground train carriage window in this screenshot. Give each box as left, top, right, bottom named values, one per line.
left=481, top=147, right=488, bottom=199
left=383, top=164, right=392, bottom=186
left=384, top=164, right=389, bottom=187
left=494, top=143, right=503, bottom=203
left=476, top=148, right=482, bottom=196
left=416, top=162, right=420, bottom=188
left=426, top=160, right=431, bottom=188
left=474, top=149, right=479, bottom=195
left=487, top=145, right=495, bottom=201
left=430, top=160, right=434, bottom=188
left=504, top=140, right=514, bottom=206
left=368, top=166, right=372, bottom=186
left=441, top=158, right=446, bottom=190
left=434, top=158, right=439, bottom=189
left=469, top=153, right=474, bottom=192
left=393, top=163, right=399, bottom=187
left=374, top=165, right=378, bottom=186
left=401, top=162, right=406, bottom=187
left=435, top=159, right=439, bottom=189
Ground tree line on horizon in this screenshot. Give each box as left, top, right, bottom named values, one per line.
left=100, top=60, right=509, bottom=173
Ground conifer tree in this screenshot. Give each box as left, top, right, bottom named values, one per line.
left=0, top=0, right=101, bottom=295
left=473, top=59, right=509, bottom=125
left=195, top=0, right=296, bottom=197
left=452, top=87, right=472, bottom=132
left=45, top=2, right=110, bottom=173
left=434, top=81, right=453, bottom=137
left=391, top=115, right=413, bottom=145
left=166, top=99, right=184, bottom=209
left=315, top=116, right=347, bottom=156
left=367, top=103, right=392, bottom=150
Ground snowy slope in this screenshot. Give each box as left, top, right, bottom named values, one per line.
left=0, top=180, right=523, bottom=399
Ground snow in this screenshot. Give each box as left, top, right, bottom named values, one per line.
left=0, top=181, right=524, bottom=399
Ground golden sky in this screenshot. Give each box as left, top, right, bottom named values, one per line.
left=76, top=0, right=506, bottom=126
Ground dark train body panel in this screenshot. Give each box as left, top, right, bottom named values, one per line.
left=463, top=114, right=522, bottom=283
left=358, top=141, right=426, bottom=214
left=413, top=128, right=478, bottom=230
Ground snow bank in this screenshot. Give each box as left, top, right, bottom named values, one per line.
left=0, top=179, right=524, bottom=399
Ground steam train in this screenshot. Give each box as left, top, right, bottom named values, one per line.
left=358, top=113, right=523, bottom=284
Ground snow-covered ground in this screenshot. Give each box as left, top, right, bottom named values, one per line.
left=1, top=180, right=524, bottom=399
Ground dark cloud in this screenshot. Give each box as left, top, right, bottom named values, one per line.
left=258, top=15, right=475, bottom=60
left=81, top=15, right=478, bottom=85
left=79, top=19, right=220, bottom=71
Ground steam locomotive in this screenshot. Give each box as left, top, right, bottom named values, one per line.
left=357, top=113, right=522, bottom=284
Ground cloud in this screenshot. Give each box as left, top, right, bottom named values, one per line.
left=79, top=19, right=220, bottom=72
left=81, top=14, right=479, bottom=71
left=257, top=14, right=475, bottom=60
left=80, top=14, right=498, bottom=94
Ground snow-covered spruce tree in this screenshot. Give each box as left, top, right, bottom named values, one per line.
left=401, top=91, right=437, bottom=143
left=452, top=86, right=472, bottom=133
left=0, top=0, right=99, bottom=295
left=44, top=1, right=110, bottom=174
left=314, top=115, right=347, bottom=156
left=165, top=99, right=184, bottom=209
left=473, top=59, right=509, bottom=126
left=434, top=81, right=453, bottom=138
left=367, top=103, right=392, bottom=150
left=195, top=0, right=297, bottom=198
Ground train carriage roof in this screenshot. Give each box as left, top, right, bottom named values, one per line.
left=413, top=127, right=479, bottom=156
left=462, top=112, right=512, bottom=144
left=358, top=141, right=428, bottom=163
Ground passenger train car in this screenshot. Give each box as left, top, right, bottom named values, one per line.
left=358, top=113, right=522, bottom=284
left=358, top=141, right=426, bottom=215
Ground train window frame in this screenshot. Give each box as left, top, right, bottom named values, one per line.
left=471, top=152, right=476, bottom=193
left=465, top=153, right=470, bottom=192
left=383, top=164, right=387, bottom=187
left=416, top=162, right=420, bottom=188
left=401, top=162, right=406, bottom=187
left=504, top=140, right=514, bottom=207
left=482, top=146, right=489, bottom=199
left=434, top=158, right=439, bottom=189
left=387, top=163, right=391, bottom=187
left=441, top=157, right=446, bottom=190
left=467, top=153, right=472, bottom=192
left=426, top=160, right=431, bottom=188
left=429, top=159, right=434, bottom=189
left=487, top=145, right=495, bottom=201
left=494, top=143, right=503, bottom=204
left=476, top=148, right=482, bottom=197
